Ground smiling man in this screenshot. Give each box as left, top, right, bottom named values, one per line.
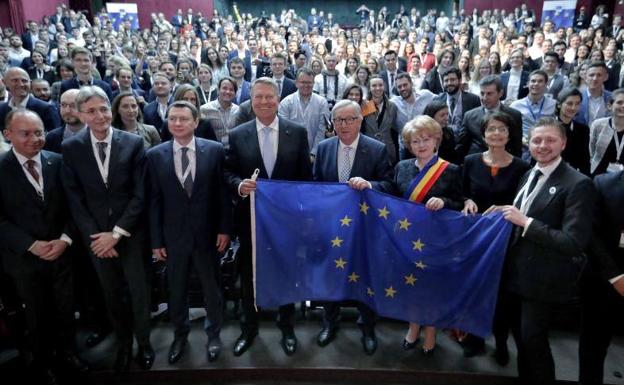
left=312, top=99, right=393, bottom=354
left=225, top=77, right=311, bottom=357
left=493, top=117, right=594, bottom=385
left=61, top=86, right=153, bottom=372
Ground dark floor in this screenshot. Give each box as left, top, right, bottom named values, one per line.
left=69, top=306, right=624, bottom=385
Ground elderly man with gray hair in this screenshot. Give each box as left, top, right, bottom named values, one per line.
left=61, top=85, right=154, bottom=372
left=312, top=99, right=393, bottom=355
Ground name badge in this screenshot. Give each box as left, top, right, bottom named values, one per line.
left=607, top=162, right=624, bottom=174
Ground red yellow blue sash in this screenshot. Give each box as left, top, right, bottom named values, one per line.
left=404, top=156, right=449, bottom=203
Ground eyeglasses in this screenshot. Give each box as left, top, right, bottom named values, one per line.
left=332, top=117, right=359, bottom=125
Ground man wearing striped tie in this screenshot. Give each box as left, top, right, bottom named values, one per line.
left=311, top=99, right=393, bottom=355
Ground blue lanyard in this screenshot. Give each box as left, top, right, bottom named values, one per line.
left=526, top=97, right=545, bottom=121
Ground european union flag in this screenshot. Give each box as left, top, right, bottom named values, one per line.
left=253, top=180, right=512, bottom=338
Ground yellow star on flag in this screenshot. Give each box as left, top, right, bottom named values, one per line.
left=378, top=206, right=390, bottom=219
left=404, top=274, right=417, bottom=286
left=412, top=239, right=425, bottom=251
left=348, top=272, right=360, bottom=282
left=331, top=236, right=343, bottom=247
left=334, top=257, right=347, bottom=269
left=385, top=286, right=397, bottom=297
left=398, top=218, right=411, bottom=231
left=415, top=260, right=427, bottom=270
left=340, top=215, right=353, bottom=227
left=367, top=287, right=375, bottom=297
left=359, top=202, right=369, bottom=214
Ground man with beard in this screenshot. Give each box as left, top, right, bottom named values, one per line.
left=7, top=35, right=30, bottom=67
left=44, top=89, right=86, bottom=153
left=433, top=67, right=480, bottom=136
left=31, top=79, right=51, bottom=103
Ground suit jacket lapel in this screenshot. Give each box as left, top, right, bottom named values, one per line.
left=527, top=162, right=566, bottom=217
left=246, top=123, right=267, bottom=177
left=40, top=152, right=53, bottom=201
left=83, top=129, right=109, bottom=190
left=7, top=151, right=43, bottom=205
left=163, top=141, right=186, bottom=197
left=273, top=122, right=291, bottom=177
left=327, top=138, right=339, bottom=181
left=350, top=137, right=367, bottom=178
left=193, top=139, right=205, bottom=197
left=107, top=129, right=122, bottom=187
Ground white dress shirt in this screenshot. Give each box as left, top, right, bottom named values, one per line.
left=338, top=134, right=360, bottom=173
left=173, top=137, right=196, bottom=186
left=257, top=116, right=279, bottom=161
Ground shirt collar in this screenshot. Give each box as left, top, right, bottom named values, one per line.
left=9, top=94, right=29, bottom=109
left=339, top=134, right=360, bottom=150
left=89, top=127, right=113, bottom=144
left=173, top=136, right=196, bottom=152
left=534, top=156, right=562, bottom=178
left=13, top=147, right=41, bottom=167
left=256, top=116, right=279, bottom=132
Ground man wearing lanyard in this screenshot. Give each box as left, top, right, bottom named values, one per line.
left=491, top=117, right=594, bottom=385
left=432, top=67, right=480, bottom=137
left=510, top=70, right=556, bottom=157
left=575, top=62, right=612, bottom=126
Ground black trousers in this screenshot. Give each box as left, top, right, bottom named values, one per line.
left=238, top=233, right=294, bottom=335
left=167, top=248, right=223, bottom=340
left=10, top=253, right=74, bottom=363
left=90, top=238, right=151, bottom=347
left=507, top=292, right=556, bottom=385
left=322, top=301, right=376, bottom=336
left=579, top=273, right=624, bottom=385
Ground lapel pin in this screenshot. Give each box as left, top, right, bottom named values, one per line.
left=549, top=187, right=556, bottom=195
left=47, top=160, right=52, bottom=165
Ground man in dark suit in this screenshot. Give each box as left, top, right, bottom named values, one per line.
left=229, top=58, right=252, bottom=105
left=0, top=68, right=61, bottom=132
left=312, top=99, right=393, bottom=355
left=0, top=109, right=86, bottom=384
left=143, top=72, right=172, bottom=134
left=228, top=35, right=253, bottom=82
left=147, top=101, right=232, bottom=364
left=225, top=77, right=312, bottom=357
left=378, top=50, right=405, bottom=97
left=61, top=86, right=154, bottom=372
left=44, top=89, right=86, bottom=153
left=578, top=170, right=624, bottom=385
left=433, top=67, right=480, bottom=137
left=456, top=75, right=523, bottom=161
left=269, top=52, right=297, bottom=100
left=170, top=9, right=183, bottom=31
left=493, top=117, right=594, bottom=385
left=59, top=46, right=113, bottom=102
left=20, top=20, right=39, bottom=53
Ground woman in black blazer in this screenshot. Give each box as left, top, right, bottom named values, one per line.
left=556, top=87, right=591, bottom=175
left=394, top=115, right=465, bottom=356
left=27, top=49, right=56, bottom=85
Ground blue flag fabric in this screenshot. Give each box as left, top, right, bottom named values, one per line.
left=253, top=180, right=512, bottom=338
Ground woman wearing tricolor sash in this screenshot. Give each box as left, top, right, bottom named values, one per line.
left=393, top=115, right=465, bottom=356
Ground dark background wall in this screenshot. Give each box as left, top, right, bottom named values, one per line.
left=228, top=0, right=453, bottom=26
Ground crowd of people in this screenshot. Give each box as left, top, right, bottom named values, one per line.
left=0, top=2, right=623, bottom=385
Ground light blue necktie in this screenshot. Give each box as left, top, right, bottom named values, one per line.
left=261, top=127, right=275, bottom=177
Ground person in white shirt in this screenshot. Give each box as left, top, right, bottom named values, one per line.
left=313, top=53, right=348, bottom=108
left=279, top=67, right=329, bottom=159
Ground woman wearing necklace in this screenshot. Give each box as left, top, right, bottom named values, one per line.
left=196, top=64, right=218, bottom=106
left=589, top=89, right=624, bottom=176
left=460, top=111, right=530, bottom=363
left=394, top=116, right=466, bottom=357
left=111, top=92, right=162, bottom=149
left=557, top=88, right=590, bottom=175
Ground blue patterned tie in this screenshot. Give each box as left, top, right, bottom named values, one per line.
left=339, top=146, right=352, bottom=182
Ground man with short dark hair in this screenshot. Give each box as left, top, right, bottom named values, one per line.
left=433, top=67, right=481, bottom=136
left=143, top=72, right=172, bottom=133
left=456, top=75, right=523, bottom=161
left=270, top=52, right=297, bottom=100
left=44, top=89, right=85, bottom=153
left=147, top=101, right=232, bottom=364
left=229, top=57, right=251, bottom=105
left=575, top=62, right=612, bottom=125
left=31, top=78, right=51, bottom=102
left=313, top=53, right=348, bottom=107
left=59, top=47, right=113, bottom=101
left=541, top=51, right=568, bottom=99
left=378, top=50, right=405, bottom=97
